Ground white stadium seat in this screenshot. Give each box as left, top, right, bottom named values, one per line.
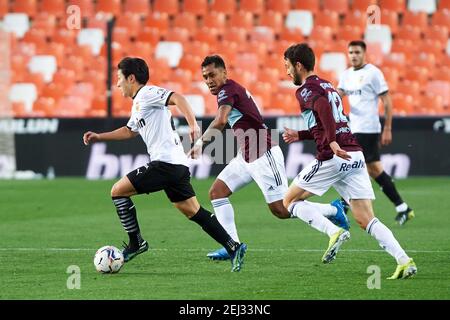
left=9, top=83, right=37, bottom=112
left=77, top=28, right=104, bottom=56
left=408, top=0, right=437, bottom=14
left=320, top=52, right=347, bottom=78
left=184, top=94, right=205, bottom=116
left=364, top=24, right=392, bottom=54
left=446, top=39, right=450, bottom=56
left=28, top=55, right=57, bottom=83
left=285, top=10, right=314, bottom=36
left=155, top=41, right=183, bottom=67
left=2, top=13, right=29, bottom=38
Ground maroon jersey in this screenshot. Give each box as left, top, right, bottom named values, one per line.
left=217, top=79, right=274, bottom=162
left=295, top=75, right=361, bottom=161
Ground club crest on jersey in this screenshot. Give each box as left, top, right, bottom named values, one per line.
left=300, top=88, right=312, bottom=102
left=133, top=101, right=140, bottom=112
left=218, top=89, right=228, bottom=102
left=157, top=88, right=167, bottom=99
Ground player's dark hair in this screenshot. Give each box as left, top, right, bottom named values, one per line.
left=283, top=43, right=315, bottom=71
left=118, top=57, right=149, bottom=84
left=201, top=55, right=227, bottom=69
left=348, top=40, right=367, bottom=51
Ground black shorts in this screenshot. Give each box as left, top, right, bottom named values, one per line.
left=127, top=161, right=196, bottom=203
left=353, top=133, right=380, bottom=163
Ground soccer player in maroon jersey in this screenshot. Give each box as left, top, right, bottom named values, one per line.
left=189, top=55, right=349, bottom=261
left=281, top=43, right=416, bottom=279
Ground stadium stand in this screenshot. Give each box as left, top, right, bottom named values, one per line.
left=0, top=0, right=448, bottom=117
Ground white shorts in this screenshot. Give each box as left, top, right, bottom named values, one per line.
left=217, top=146, right=288, bottom=203
left=293, top=151, right=375, bottom=203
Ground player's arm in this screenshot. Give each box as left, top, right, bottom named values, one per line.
left=314, top=96, right=351, bottom=160
left=282, top=127, right=313, bottom=143
left=188, top=105, right=232, bottom=158
left=83, top=126, right=138, bottom=145
left=379, top=92, right=393, bottom=146
left=168, top=92, right=201, bottom=142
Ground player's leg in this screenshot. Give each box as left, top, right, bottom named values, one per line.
left=207, top=157, right=252, bottom=260
left=172, top=196, right=246, bottom=272
left=350, top=199, right=416, bottom=279
left=357, top=133, right=414, bottom=225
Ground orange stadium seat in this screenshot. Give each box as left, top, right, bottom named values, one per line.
left=379, top=0, right=405, bottom=13
left=366, top=42, right=384, bottom=65
left=258, top=68, right=281, bottom=87
left=179, top=54, right=203, bottom=76
left=396, top=25, right=422, bottom=41
left=241, top=41, right=268, bottom=66
left=228, top=11, right=254, bottom=30
left=380, top=10, right=399, bottom=35
left=96, top=0, right=122, bottom=17
left=427, top=81, right=450, bottom=108
left=153, top=0, right=179, bottom=15
left=279, top=27, right=305, bottom=42
left=222, top=27, right=248, bottom=43
left=203, top=12, right=227, bottom=31
left=193, top=27, right=219, bottom=48
left=143, top=12, right=169, bottom=33
left=271, top=92, right=298, bottom=114
left=351, top=0, right=378, bottom=12
left=214, top=40, right=238, bottom=64
left=22, top=28, right=47, bottom=49
left=89, top=96, right=107, bottom=117
left=402, top=11, right=428, bottom=29
left=265, top=53, right=287, bottom=76
left=293, top=0, right=320, bottom=13
left=395, top=80, right=420, bottom=97
left=249, top=27, right=275, bottom=51
left=209, top=0, right=236, bottom=15
left=23, top=72, right=45, bottom=94
left=113, top=27, right=132, bottom=47
left=234, top=53, right=259, bottom=76
left=173, top=12, right=199, bottom=31
left=33, top=97, right=56, bottom=116
left=418, top=39, right=446, bottom=59
left=258, top=10, right=284, bottom=34
left=328, top=40, right=350, bottom=54
left=390, top=39, right=414, bottom=61
left=439, top=0, right=450, bottom=10
left=391, top=94, right=414, bottom=115
left=11, top=0, right=37, bottom=18
left=40, top=0, right=65, bottom=18
left=32, top=13, right=57, bottom=38
left=0, top=0, right=8, bottom=18
left=432, top=67, right=450, bottom=82
left=124, top=0, right=151, bottom=17
left=336, top=26, right=363, bottom=42
left=411, top=53, right=436, bottom=69
left=266, top=0, right=291, bottom=15
left=424, top=25, right=449, bottom=43
left=115, top=13, right=143, bottom=35
left=184, top=41, right=210, bottom=59
left=67, top=0, right=94, bottom=18
left=183, top=0, right=208, bottom=16
left=309, top=26, right=334, bottom=42
left=164, top=27, right=190, bottom=43
left=129, top=41, right=153, bottom=62
left=431, top=10, right=450, bottom=29
left=343, top=10, right=367, bottom=30
left=322, top=0, right=349, bottom=15
left=418, top=95, right=444, bottom=115
left=137, top=27, right=162, bottom=46
left=403, top=66, right=429, bottom=83
left=43, top=42, right=66, bottom=65
left=240, top=0, right=265, bottom=15
left=315, top=11, right=339, bottom=29
left=42, top=83, right=66, bottom=102
left=53, top=29, right=78, bottom=46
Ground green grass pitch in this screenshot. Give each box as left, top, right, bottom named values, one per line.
left=0, top=177, right=449, bottom=300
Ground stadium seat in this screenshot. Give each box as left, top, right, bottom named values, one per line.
left=432, top=67, right=450, bottom=82
left=320, top=53, right=347, bottom=79
left=96, top=0, right=122, bottom=17
left=432, top=9, right=450, bottom=28
left=270, top=92, right=298, bottom=114
left=228, top=11, right=254, bottom=30
left=184, top=41, right=210, bottom=60
left=165, top=27, right=190, bottom=43
left=408, top=0, right=437, bottom=14
left=404, top=66, right=429, bottom=83
left=137, top=27, right=162, bottom=47
left=209, top=0, right=236, bottom=15
left=56, top=96, right=89, bottom=117
left=183, top=0, right=208, bottom=16
left=203, top=11, right=227, bottom=31
left=67, top=0, right=94, bottom=18
left=179, top=54, right=203, bottom=76
left=240, top=0, right=265, bottom=15
left=364, top=24, right=392, bottom=54
left=402, top=11, right=428, bottom=29
left=391, top=93, right=415, bottom=115
left=0, top=0, right=8, bottom=18
left=258, top=68, right=281, bottom=87
left=266, top=0, right=291, bottom=15
left=9, top=83, right=38, bottom=112
left=293, top=0, right=319, bottom=13
left=381, top=9, right=399, bottom=35
left=124, top=0, right=151, bottom=17
left=143, top=12, right=169, bottom=33
left=322, top=0, right=349, bottom=15
left=129, top=41, right=153, bottom=62
left=396, top=25, right=422, bottom=41
left=309, top=26, right=334, bottom=42
left=426, top=81, right=450, bottom=107
left=22, top=28, right=47, bottom=49
left=222, top=27, right=248, bottom=44
left=155, top=41, right=183, bottom=67
left=234, top=53, right=259, bottom=76
left=249, top=26, right=275, bottom=51
left=351, top=0, right=378, bottom=12
left=285, top=10, right=313, bottom=36
left=418, top=39, right=446, bottom=59
left=11, top=0, right=36, bottom=17
left=33, top=97, right=56, bottom=116
left=28, top=55, right=57, bottom=83
left=424, top=26, right=449, bottom=43
left=193, top=27, right=219, bottom=48
left=153, top=0, right=179, bottom=15
left=53, top=28, right=78, bottom=46
left=23, top=71, right=45, bottom=94
left=115, top=13, right=143, bottom=35
left=379, top=0, right=405, bottom=13
left=41, top=42, right=65, bottom=66
left=77, top=28, right=104, bottom=56
left=2, top=13, right=30, bottom=39
left=336, top=26, right=363, bottom=42
left=395, top=80, right=420, bottom=97
left=315, top=11, right=339, bottom=29
left=411, top=53, right=436, bottom=69
left=40, top=0, right=65, bottom=18
left=258, top=10, right=284, bottom=33
left=390, top=39, right=414, bottom=61
left=173, top=12, right=198, bottom=31
left=213, top=40, right=238, bottom=64
left=343, top=10, right=367, bottom=30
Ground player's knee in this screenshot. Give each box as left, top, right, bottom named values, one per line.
left=269, top=203, right=291, bottom=219
left=208, top=186, right=226, bottom=200
left=110, top=183, right=123, bottom=198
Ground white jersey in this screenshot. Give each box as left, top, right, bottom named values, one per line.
left=338, top=63, right=388, bottom=134
left=126, top=85, right=188, bottom=167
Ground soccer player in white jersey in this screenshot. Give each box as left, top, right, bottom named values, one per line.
left=83, top=57, right=246, bottom=272
left=282, top=43, right=416, bottom=278
left=337, top=40, right=414, bottom=225
left=189, top=55, right=349, bottom=261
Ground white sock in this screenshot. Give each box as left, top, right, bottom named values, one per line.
left=211, top=198, right=240, bottom=242
left=304, top=200, right=337, bottom=218
left=366, top=218, right=410, bottom=265
left=289, top=201, right=340, bottom=237
left=395, top=203, right=408, bottom=213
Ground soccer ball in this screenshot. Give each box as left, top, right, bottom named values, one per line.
left=93, top=245, right=124, bottom=273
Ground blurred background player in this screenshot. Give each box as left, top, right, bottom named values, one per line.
left=282, top=43, right=416, bottom=278
left=337, top=40, right=414, bottom=226
left=189, top=55, right=349, bottom=261
left=83, top=57, right=246, bottom=272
